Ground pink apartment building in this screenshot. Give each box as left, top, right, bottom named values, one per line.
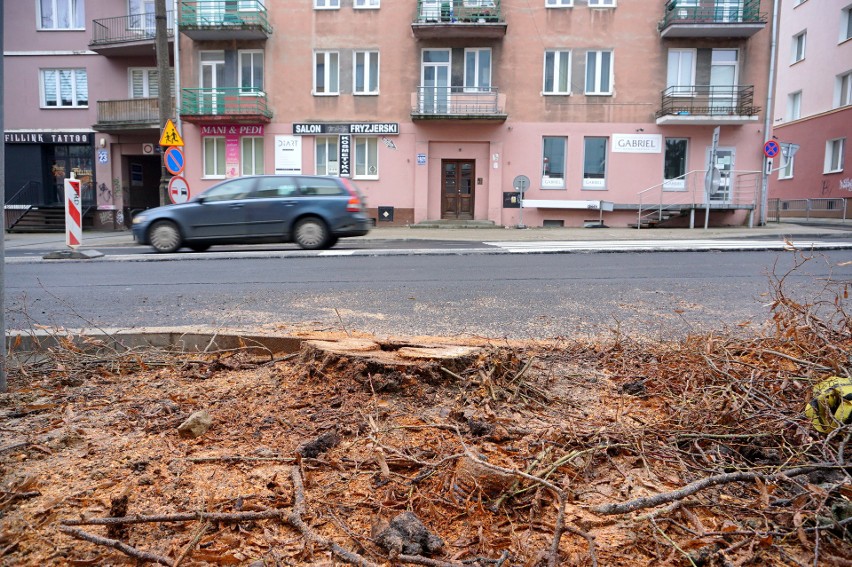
left=768, top=0, right=852, bottom=214
left=5, top=1, right=776, bottom=230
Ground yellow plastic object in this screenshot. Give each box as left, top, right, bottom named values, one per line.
left=805, top=376, right=852, bottom=433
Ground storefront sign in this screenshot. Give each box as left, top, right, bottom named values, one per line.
left=339, top=135, right=351, bottom=177
left=225, top=133, right=240, bottom=177
left=293, top=122, right=399, bottom=135
left=274, top=135, right=302, bottom=175
left=200, top=125, right=265, bottom=136
left=5, top=131, right=91, bottom=144
left=612, top=133, right=662, bottom=154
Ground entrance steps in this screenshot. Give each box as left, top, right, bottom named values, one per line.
left=410, top=220, right=499, bottom=229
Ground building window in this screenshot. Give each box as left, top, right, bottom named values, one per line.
left=38, top=0, right=84, bottom=29
left=541, top=137, right=566, bottom=189
left=841, top=5, right=852, bottom=42
left=130, top=68, right=174, bottom=98
left=664, top=138, right=688, bottom=190
left=464, top=48, right=492, bottom=91
left=354, top=0, right=380, bottom=8
left=825, top=138, right=846, bottom=173
left=354, top=51, right=379, bottom=95
left=779, top=155, right=795, bottom=180
left=585, top=50, right=613, bottom=95
left=354, top=137, right=378, bottom=179
left=545, top=0, right=573, bottom=6
left=583, top=137, right=607, bottom=189
left=543, top=50, right=571, bottom=95
left=204, top=137, right=226, bottom=178
left=314, top=51, right=340, bottom=95
left=241, top=137, right=264, bottom=175
left=239, top=51, right=264, bottom=94
left=837, top=71, right=852, bottom=107
left=314, top=0, right=340, bottom=9
left=316, top=137, right=339, bottom=176
left=787, top=91, right=802, bottom=120
left=666, top=49, right=696, bottom=95
left=41, top=69, right=88, bottom=108
left=588, top=0, right=615, bottom=6
left=792, top=31, right=807, bottom=63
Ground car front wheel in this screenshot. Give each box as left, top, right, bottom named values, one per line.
left=293, top=217, right=329, bottom=250
left=149, top=221, right=182, bottom=253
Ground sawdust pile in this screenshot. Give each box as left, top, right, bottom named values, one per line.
left=1, top=256, right=850, bottom=566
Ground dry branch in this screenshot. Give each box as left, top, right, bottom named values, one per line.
left=58, top=526, right=172, bottom=566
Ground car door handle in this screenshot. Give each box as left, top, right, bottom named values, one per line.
left=229, top=203, right=244, bottom=209
left=281, top=200, right=297, bottom=206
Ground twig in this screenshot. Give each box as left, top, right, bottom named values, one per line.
left=334, top=308, right=352, bottom=338
left=186, top=455, right=296, bottom=464
left=760, top=349, right=833, bottom=371
left=61, top=509, right=289, bottom=526
left=58, top=526, right=172, bottom=566
left=173, top=520, right=210, bottom=567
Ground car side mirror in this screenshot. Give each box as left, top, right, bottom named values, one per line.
left=195, top=196, right=206, bottom=204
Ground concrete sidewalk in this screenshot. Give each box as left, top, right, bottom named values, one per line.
left=3, top=220, right=850, bottom=250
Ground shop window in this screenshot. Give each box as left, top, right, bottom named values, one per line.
left=583, top=137, right=608, bottom=189
left=541, top=137, right=566, bottom=189
left=241, top=137, right=264, bottom=175
left=354, top=137, right=378, bottom=179
left=664, top=138, right=688, bottom=190
left=316, top=136, right=339, bottom=176
left=204, top=136, right=226, bottom=178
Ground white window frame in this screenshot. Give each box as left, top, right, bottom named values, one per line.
left=238, top=50, right=264, bottom=95
left=314, top=0, right=340, bottom=9
left=663, top=138, right=688, bottom=190
left=353, top=50, right=380, bottom=95
left=667, top=48, right=696, bottom=96
left=585, top=50, right=613, bottom=95
left=792, top=31, right=806, bottom=64
left=241, top=137, right=264, bottom=176
left=588, top=0, right=616, bottom=6
left=315, top=136, right=339, bottom=176
left=545, top=0, right=573, bottom=7
left=541, top=137, right=567, bottom=189
left=353, top=136, right=379, bottom=179
left=464, top=48, right=492, bottom=92
left=203, top=136, right=226, bottom=178
left=841, top=5, right=852, bottom=43
left=37, top=0, right=84, bottom=30
left=354, top=0, right=380, bottom=8
left=40, top=68, right=88, bottom=108
left=779, top=155, right=795, bottom=180
left=543, top=49, right=571, bottom=95
left=825, top=138, right=846, bottom=173
left=836, top=71, right=852, bottom=108
left=313, top=51, right=340, bottom=96
left=787, top=91, right=802, bottom=121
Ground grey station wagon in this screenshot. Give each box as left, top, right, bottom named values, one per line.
left=132, top=175, right=370, bottom=253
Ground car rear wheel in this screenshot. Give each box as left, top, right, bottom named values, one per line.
left=293, top=217, right=330, bottom=250
left=149, top=221, right=182, bottom=253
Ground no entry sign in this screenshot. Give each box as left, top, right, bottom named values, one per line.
left=168, top=176, right=190, bottom=204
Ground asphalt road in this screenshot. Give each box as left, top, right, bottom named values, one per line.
left=6, top=249, right=850, bottom=339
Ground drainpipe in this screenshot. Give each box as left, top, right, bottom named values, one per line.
left=759, top=0, right=780, bottom=226
left=173, top=0, right=181, bottom=134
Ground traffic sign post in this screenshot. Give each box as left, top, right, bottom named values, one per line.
left=168, top=176, right=191, bottom=204
left=513, top=174, right=530, bottom=229
left=164, top=146, right=185, bottom=175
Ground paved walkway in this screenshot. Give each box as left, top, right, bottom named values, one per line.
left=3, top=220, right=850, bottom=251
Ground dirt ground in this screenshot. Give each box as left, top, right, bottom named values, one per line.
left=1, top=305, right=850, bottom=567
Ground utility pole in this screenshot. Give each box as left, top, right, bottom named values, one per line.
left=156, top=0, right=173, bottom=206
left=1, top=2, right=7, bottom=393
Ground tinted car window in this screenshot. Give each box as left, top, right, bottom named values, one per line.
left=254, top=177, right=298, bottom=198
left=298, top=177, right=344, bottom=196
left=202, top=178, right=256, bottom=202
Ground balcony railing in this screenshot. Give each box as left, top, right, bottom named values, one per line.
left=656, top=85, right=760, bottom=125
left=180, top=88, right=272, bottom=123
left=660, top=0, right=767, bottom=38
left=411, top=87, right=506, bottom=120
left=94, top=98, right=172, bottom=131
left=90, top=11, right=174, bottom=46
left=178, top=0, right=272, bottom=40
left=412, top=0, right=506, bottom=39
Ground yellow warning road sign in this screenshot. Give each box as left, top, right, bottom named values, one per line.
left=159, top=119, right=184, bottom=147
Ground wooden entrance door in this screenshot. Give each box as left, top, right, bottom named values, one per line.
left=441, top=159, right=475, bottom=220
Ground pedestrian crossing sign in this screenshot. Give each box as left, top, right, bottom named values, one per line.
left=159, top=119, right=184, bottom=147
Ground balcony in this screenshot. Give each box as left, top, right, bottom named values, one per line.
left=656, top=85, right=760, bottom=125
left=89, top=11, right=174, bottom=56
left=411, top=87, right=507, bottom=121
left=93, top=98, right=174, bottom=132
left=659, top=0, right=767, bottom=39
left=178, top=0, right=272, bottom=41
left=412, top=0, right=506, bottom=39
left=180, top=88, right=272, bottom=124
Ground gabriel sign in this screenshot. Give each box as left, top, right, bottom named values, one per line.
left=611, top=133, right=663, bottom=154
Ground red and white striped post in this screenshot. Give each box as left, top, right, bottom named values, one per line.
left=64, top=177, right=83, bottom=248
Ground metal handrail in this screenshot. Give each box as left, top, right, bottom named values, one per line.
left=180, top=87, right=272, bottom=117
left=415, top=0, right=503, bottom=23
left=5, top=181, right=41, bottom=230
left=178, top=0, right=272, bottom=32
left=90, top=11, right=174, bottom=45
left=662, top=0, right=766, bottom=26
left=656, top=85, right=759, bottom=119
left=414, top=86, right=502, bottom=115
left=769, top=198, right=849, bottom=223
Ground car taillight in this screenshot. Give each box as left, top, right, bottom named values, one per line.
left=346, top=196, right=362, bottom=212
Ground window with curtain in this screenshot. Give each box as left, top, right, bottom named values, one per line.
left=316, top=137, right=339, bottom=176
left=241, top=137, right=264, bottom=175
left=354, top=137, right=378, bottom=178
left=41, top=69, right=88, bottom=107
left=129, top=68, right=175, bottom=98
left=354, top=51, right=380, bottom=95
left=585, top=50, right=613, bottom=95
left=204, top=137, right=226, bottom=177
left=314, top=51, right=340, bottom=95
left=543, top=50, right=571, bottom=95
left=39, top=0, right=84, bottom=29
